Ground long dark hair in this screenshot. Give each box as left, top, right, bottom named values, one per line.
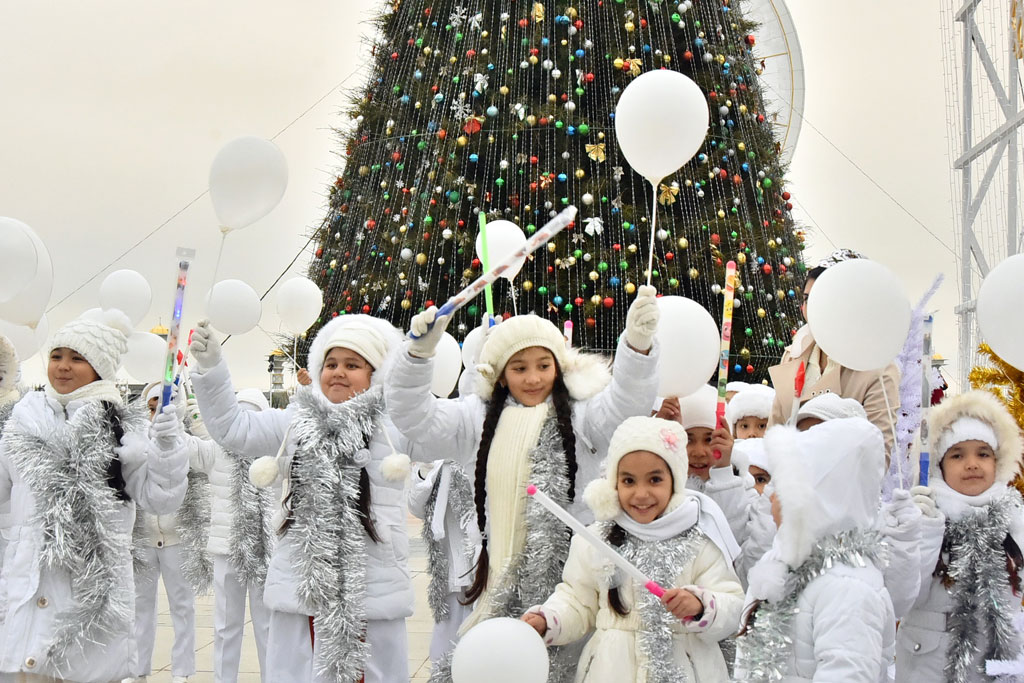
left=102, top=400, right=130, bottom=502
left=606, top=523, right=630, bottom=616
left=462, top=370, right=578, bottom=605
left=934, top=533, right=1023, bottom=594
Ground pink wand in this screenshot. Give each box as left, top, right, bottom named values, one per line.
left=712, top=261, right=737, bottom=459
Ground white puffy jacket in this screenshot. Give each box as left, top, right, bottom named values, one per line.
left=0, top=391, right=188, bottom=681
left=407, top=461, right=480, bottom=593
left=190, top=359, right=415, bottom=621
left=139, top=433, right=218, bottom=548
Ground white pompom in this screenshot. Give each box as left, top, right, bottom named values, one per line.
left=249, top=456, right=280, bottom=488
left=583, top=478, right=621, bottom=521
left=98, top=308, right=134, bottom=337
left=381, top=451, right=411, bottom=482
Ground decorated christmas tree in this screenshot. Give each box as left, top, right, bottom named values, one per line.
left=303, top=0, right=806, bottom=381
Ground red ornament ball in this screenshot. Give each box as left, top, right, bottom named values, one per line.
left=602, top=297, right=614, bottom=308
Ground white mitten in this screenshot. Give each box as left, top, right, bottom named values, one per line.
left=408, top=306, right=451, bottom=358
left=151, top=404, right=184, bottom=452
left=189, top=320, right=223, bottom=369
left=910, top=485, right=939, bottom=519
left=625, top=285, right=659, bottom=351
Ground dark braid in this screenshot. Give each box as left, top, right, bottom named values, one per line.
left=357, top=466, right=381, bottom=543
left=462, top=383, right=509, bottom=605
left=933, top=533, right=1024, bottom=594
left=551, top=374, right=578, bottom=502
left=101, top=400, right=130, bottom=502
left=606, top=523, right=630, bottom=616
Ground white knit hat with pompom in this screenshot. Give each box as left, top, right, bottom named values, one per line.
left=49, top=308, right=132, bottom=380
left=584, top=416, right=689, bottom=521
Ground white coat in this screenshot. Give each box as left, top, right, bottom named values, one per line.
left=407, top=461, right=479, bottom=594
left=532, top=532, right=744, bottom=683
left=0, top=390, right=188, bottom=681
left=138, top=433, right=218, bottom=548
left=190, top=359, right=415, bottom=621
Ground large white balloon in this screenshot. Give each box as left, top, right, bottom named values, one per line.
left=99, top=269, right=152, bottom=327
left=209, top=136, right=289, bottom=231
left=461, top=325, right=487, bottom=368
left=655, top=296, right=720, bottom=397
left=207, top=279, right=262, bottom=335
left=452, top=618, right=549, bottom=683
left=475, top=220, right=527, bottom=280
left=276, top=277, right=324, bottom=334
left=0, top=223, right=52, bottom=327
left=977, top=253, right=1024, bottom=370
left=807, top=259, right=911, bottom=372
left=0, top=315, right=48, bottom=361
left=122, top=331, right=167, bottom=382
left=0, top=218, right=39, bottom=303
left=614, top=70, right=710, bottom=185
left=431, top=333, right=462, bottom=397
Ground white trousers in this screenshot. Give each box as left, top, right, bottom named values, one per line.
left=134, top=544, right=196, bottom=677
left=266, top=610, right=409, bottom=682
left=429, top=592, right=474, bottom=664
left=213, top=554, right=270, bottom=683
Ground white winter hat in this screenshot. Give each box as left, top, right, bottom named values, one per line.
left=726, top=381, right=749, bottom=394
left=929, top=390, right=1023, bottom=485
left=0, top=334, right=19, bottom=394
left=306, top=315, right=403, bottom=392
left=145, top=383, right=163, bottom=403
left=725, top=384, right=775, bottom=425
left=49, top=309, right=132, bottom=381
left=237, top=388, right=270, bottom=412
left=584, top=416, right=689, bottom=521
left=734, top=437, right=770, bottom=474
left=677, top=384, right=721, bottom=431
left=322, top=321, right=391, bottom=370
left=475, top=315, right=568, bottom=397
left=796, top=392, right=867, bottom=424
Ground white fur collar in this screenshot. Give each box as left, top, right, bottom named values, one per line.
left=44, top=380, right=123, bottom=408
left=475, top=347, right=612, bottom=401
left=932, top=479, right=1006, bottom=521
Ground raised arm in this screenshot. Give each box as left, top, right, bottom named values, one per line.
left=118, top=407, right=190, bottom=515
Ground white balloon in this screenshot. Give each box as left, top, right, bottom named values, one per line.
left=99, top=269, right=152, bottom=327
left=475, top=220, right=527, bottom=280
left=275, top=277, right=324, bottom=334
left=452, top=618, right=549, bottom=683
left=807, top=260, right=911, bottom=372
left=655, top=296, right=720, bottom=397
left=978, top=253, right=1024, bottom=370
left=209, top=136, right=289, bottom=231
left=207, top=279, right=262, bottom=335
left=0, top=223, right=52, bottom=327
left=122, top=331, right=167, bottom=382
left=461, top=325, right=487, bottom=368
left=614, top=70, right=710, bottom=184
left=0, top=218, right=39, bottom=303
left=0, top=315, right=48, bottom=361
left=431, top=333, right=462, bottom=397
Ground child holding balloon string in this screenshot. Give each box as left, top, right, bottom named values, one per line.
left=520, top=416, right=744, bottom=683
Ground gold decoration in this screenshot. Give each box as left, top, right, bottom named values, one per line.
left=626, top=59, right=643, bottom=76
left=969, top=342, right=1024, bottom=494
left=586, top=142, right=606, bottom=162
left=532, top=2, right=545, bottom=22
left=658, top=183, right=679, bottom=205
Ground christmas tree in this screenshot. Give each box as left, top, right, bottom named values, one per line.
left=303, top=0, right=805, bottom=382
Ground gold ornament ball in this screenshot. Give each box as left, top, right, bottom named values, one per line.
left=625, top=21, right=635, bottom=31
left=757, top=308, right=767, bottom=318
left=463, top=268, right=474, bottom=278
left=566, top=256, right=577, bottom=266
left=523, top=280, right=533, bottom=291
left=737, top=252, right=747, bottom=264
left=688, top=268, right=700, bottom=279
left=529, top=55, right=539, bottom=65
left=777, top=289, right=786, bottom=300
left=329, top=259, right=338, bottom=268
left=482, top=30, right=489, bottom=38
left=663, top=55, right=672, bottom=64
left=597, top=131, right=605, bottom=140
left=547, top=242, right=557, bottom=253
left=737, top=142, right=746, bottom=152
left=613, top=58, right=625, bottom=69
left=717, top=209, right=726, bottom=219
left=416, top=253, right=427, bottom=265
left=625, top=282, right=637, bottom=294
left=358, top=165, right=370, bottom=177
left=739, top=104, right=748, bottom=114
left=566, top=7, right=578, bottom=18
left=678, top=237, right=689, bottom=249
left=547, top=93, right=558, bottom=103
left=575, top=169, right=585, bottom=179
left=457, top=135, right=468, bottom=147
left=590, top=295, right=602, bottom=305
left=555, top=258, right=563, bottom=267
left=399, top=225, right=407, bottom=233
left=423, top=47, right=432, bottom=56
left=627, top=244, right=638, bottom=254
left=401, top=299, right=412, bottom=310
left=449, top=56, right=457, bottom=65
left=589, top=270, right=599, bottom=281
left=526, top=115, right=537, bottom=126
left=500, top=85, right=509, bottom=95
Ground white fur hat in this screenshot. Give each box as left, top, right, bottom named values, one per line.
left=725, top=384, right=775, bottom=425
left=0, top=334, right=20, bottom=397
left=237, top=388, right=270, bottom=412
left=726, top=381, right=749, bottom=394
left=929, top=390, right=1024, bottom=486
left=734, top=437, right=769, bottom=474
left=50, top=309, right=132, bottom=381
left=677, top=384, right=721, bottom=431
left=584, top=416, right=689, bottom=521
left=796, top=392, right=867, bottom=423
left=306, top=315, right=403, bottom=392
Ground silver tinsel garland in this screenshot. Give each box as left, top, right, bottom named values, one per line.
left=177, top=469, right=212, bottom=594
left=422, top=460, right=477, bottom=623
left=227, top=446, right=274, bottom=585
left=735, top=529, right=886, bottom=682
left=3, top=399, right=148, bottom=674
left=431, top=416, right=576, bottom=683
left=288, top=386, right=384, bottom=683
left=942, top=489, right=1023, bottom=683
left=0, top=400, right=14, bottom=433
left=611, top=524, right=705, bottom=683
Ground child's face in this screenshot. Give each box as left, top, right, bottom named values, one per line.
left=796, top=416, right=824, bottom=432
left=734, top=416, right=768, bottom=440
left=941, top=439, right=997, bottom=496
left=617, top=450, right=673, bottom=524
left=47, top=347, right=100, bottom=394
left=686, top=427, right=714, bottom=480
left=147, top=396, right=159, bottom=419
left=749, top=465, right=771, bottom=495
left=770, top=492, right=782, bottom=528
left=320, top=347, right=373, bottom=404
left=500, top=346, right=557, bottom=407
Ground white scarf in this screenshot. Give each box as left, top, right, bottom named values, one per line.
left=615, top=489, right=741, bottom=565
left=931, top=478, right=1006, bottom=521
left=44, top=379, right=123, bottom=407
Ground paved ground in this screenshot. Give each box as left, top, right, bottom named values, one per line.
left=143, top=515, right=435, bottom=682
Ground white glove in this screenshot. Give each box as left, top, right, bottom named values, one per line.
left=625, top=285, right=659, bottom=351
left=186, top=398, right=210, bottom=439
left=408, top=306, right=451, bottom=359
left=189, top=320, right=222, bottom=369
left=151, top=404, right=184, bottom=452
left=910, top=485, right=939, bottom=519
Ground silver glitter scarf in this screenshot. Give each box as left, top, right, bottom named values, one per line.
left=288, top=385, right=383, bottom=683
left=610, top=523, right=706, bottom=683
left=942, top=488, right=1023, bottom=683
left=431, top=416, right=576, bottom=683
left=735, top=529, right=886, bottom=682
left=2, top=398, right=148, bottom=673
left=422, top=460, right=476, bottom=623
left=227, top=446, right=274, bottom=585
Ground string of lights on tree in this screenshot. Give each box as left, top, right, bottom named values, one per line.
left=302, top=0, right=807, bottom=382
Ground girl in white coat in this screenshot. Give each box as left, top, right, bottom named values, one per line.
left=0, top=310, right=190, bottom=682
left=734, top=417, right=896, bottom=682
left=523, top=416, right=744, bottom=683
left=387, top=292, right=660, bottom=679
left=188, top=315, right=414, bottom=683
left=897, top=390, right=1024, bottom=683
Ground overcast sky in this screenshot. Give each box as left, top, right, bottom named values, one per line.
left=0, top=0, right=963, bottom=391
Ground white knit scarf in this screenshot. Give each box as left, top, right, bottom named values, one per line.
left=45, top=379, right=123, bottom=407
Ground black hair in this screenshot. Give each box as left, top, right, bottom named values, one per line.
left=806, top=265, right=827, bottom=283
left=101, top=400, right=130, bottom=502
left=934, top=532, right=1023, bottom=594
left=463, top=368, right=578, bottom=605
left=606, top=523, right=630, bottom=616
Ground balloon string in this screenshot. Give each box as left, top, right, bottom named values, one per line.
left=510, top=283, right=519, bottom=316
left=879, top=369, right=903, bottom=488
left=210, top=232, right=228, bottom=288
left=646, top=181, right=658, bottom=288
